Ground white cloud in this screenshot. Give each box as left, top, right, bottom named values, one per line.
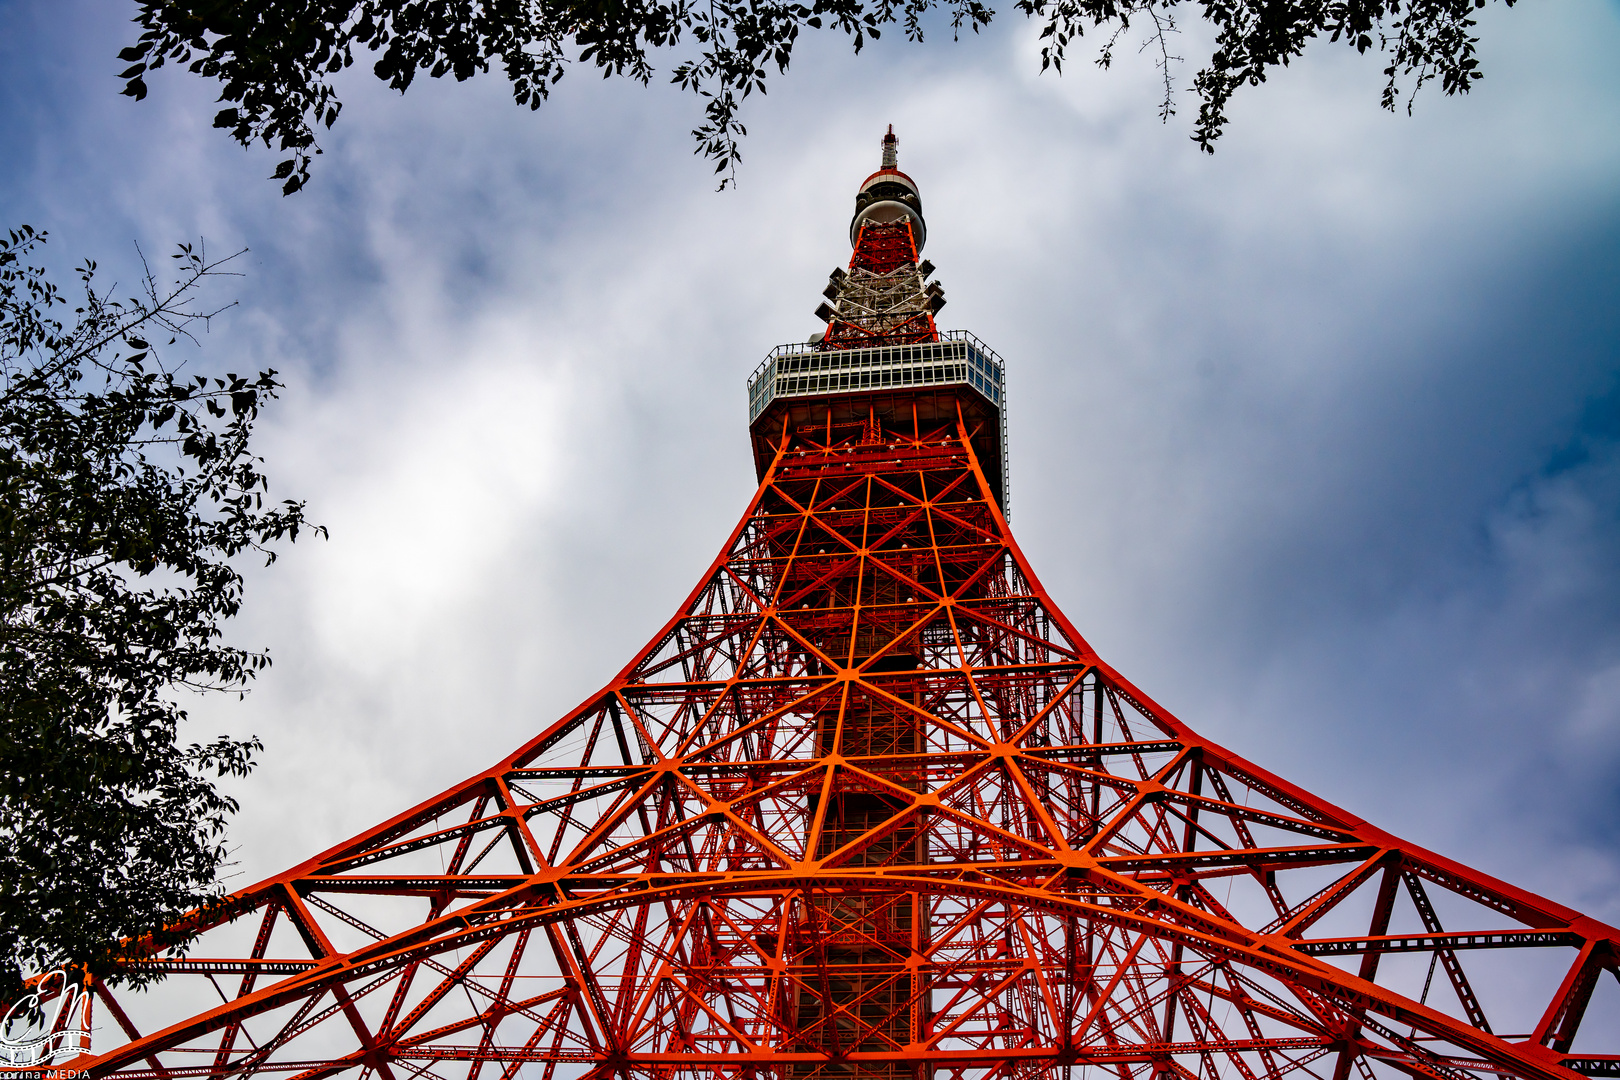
left=294, top=339, right=571, bottom=668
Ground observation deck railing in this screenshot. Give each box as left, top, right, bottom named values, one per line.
left=747, top=330, right=1004, bottom=422
left=746, top=329, right=1009, bottom=512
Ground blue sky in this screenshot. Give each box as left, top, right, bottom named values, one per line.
left=3, top=0, right=1620, bottom=935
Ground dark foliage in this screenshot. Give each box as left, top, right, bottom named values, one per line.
left=0, top=227, right=319, bottom=1004
left=117, top=0, right=1512, bottom=193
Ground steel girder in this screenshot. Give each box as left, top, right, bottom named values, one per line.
left=45, top=145, right=1620, bottom=1080
left=822, top=223, right=938, bottom=349
left=59, top=408, right=1620, bottom=1080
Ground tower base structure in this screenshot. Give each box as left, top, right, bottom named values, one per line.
left=39, top=132, right=1620, bottom=1080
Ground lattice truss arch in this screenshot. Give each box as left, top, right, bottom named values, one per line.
left=72, top=415, right=1620, bottom=1080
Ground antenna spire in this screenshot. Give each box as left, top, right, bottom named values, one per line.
left=881, top=125, right=898, bottom=170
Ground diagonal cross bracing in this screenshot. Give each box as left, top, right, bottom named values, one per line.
left=69, top=412, right=1620, bottom=1080
left=55, top=132, right=1620, bottom=1080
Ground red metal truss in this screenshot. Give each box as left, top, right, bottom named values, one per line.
left=64, top=408, right=1620, bottom=1080
left=821, top=222, right=939, bottom=350
left=48, top=137, right=1620, bottom=1080
left=850, top=221, right=922, bottom=276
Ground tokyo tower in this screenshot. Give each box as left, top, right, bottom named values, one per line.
left=55, top=129, right=1620, bottom=1080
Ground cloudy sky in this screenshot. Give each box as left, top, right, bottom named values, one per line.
left=3, top=0, right=1619, bottom=938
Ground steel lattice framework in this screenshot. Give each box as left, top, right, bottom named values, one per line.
left=820, top=219, right=938, bottom=348
left=50, top=133, right=1620, bottom=1080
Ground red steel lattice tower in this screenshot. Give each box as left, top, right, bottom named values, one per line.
left=53, top=129, right=1620, bottom=1080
